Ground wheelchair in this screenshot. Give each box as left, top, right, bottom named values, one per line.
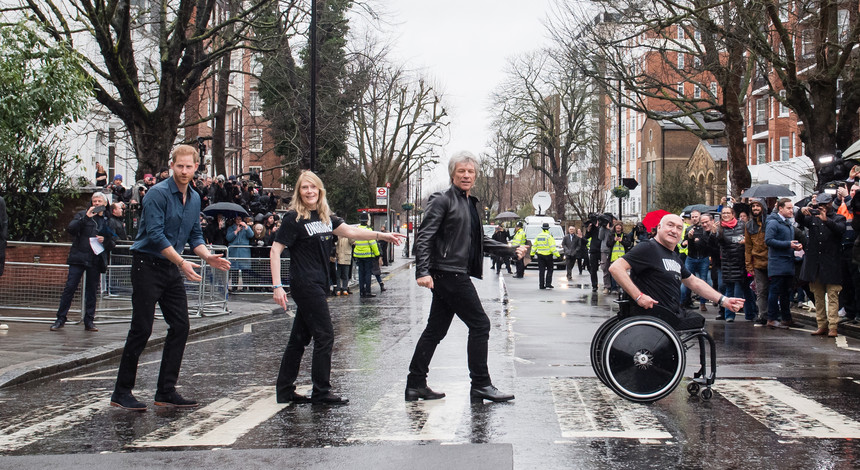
left=590, top=296, right=717, bottom=403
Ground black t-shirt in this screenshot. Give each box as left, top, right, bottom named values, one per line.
left=621, top=238, right=691, bottom=313
left=274, top=210, right=343, bottom=297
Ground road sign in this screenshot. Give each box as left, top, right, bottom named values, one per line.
left=376, top=187, right=388, bottom=197
left=376, top=198, right=387, bottom=206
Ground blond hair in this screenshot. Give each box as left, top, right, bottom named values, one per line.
left=289, top=170, right=331, bottom=223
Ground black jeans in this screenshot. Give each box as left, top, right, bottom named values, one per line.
left=588, top=252, right=601, bottom=288
left=407, top=271, right=492, bottom=388
left=277, top=293, right=333, bottom=398
left=537, top=254, right=554, bottom=288
left=56, top=263, right=100, bottom=325
left=114, top=254, right=190, bottom=396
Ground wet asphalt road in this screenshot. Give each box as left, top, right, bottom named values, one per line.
left=2, top=259, right=860, bottom=469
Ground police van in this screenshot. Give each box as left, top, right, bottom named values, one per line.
left=523, top=216, right=565, bottom=268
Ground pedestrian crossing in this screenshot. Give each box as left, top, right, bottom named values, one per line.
left=2, top=378, right=860, bottom=453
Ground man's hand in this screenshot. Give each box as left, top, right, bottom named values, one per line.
left=417, top=275, right=434, bottom=290
left=723, top=297, right=745, bottom=312
left=96, top=235, right=104, bottom=244
left=635, top=293, right=658, bottom=309
left=205, top=253, right=231, bottom=271
left=180, top=260, right=202, bottom=282
left=790, top=240, right=802, bottom=251
left=817, top=209, right=827, bottom=221
left=515, top=245, right=528, bottom=259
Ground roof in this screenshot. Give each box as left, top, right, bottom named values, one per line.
left=701, top=142, right=728, bottom=161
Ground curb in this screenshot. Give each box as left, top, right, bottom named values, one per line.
left=0, top=306, right=271, bottom=390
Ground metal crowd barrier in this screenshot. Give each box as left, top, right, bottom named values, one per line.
left=0, top=241, right=233, bottom=324
left=224, top=245, right=290, bottom=296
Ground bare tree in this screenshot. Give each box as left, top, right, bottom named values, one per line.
left=551, top=0, right=760, bottom=197
left=490, top=47, right=600, bottom=219
left=7, top=0, right=276, bottom=178
left=347, top=52, right=448, bottom=202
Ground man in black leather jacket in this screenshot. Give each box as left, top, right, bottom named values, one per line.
left=406, top=151, right=527, bottom=403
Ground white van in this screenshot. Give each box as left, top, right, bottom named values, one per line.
left=524, top=218, right=565, bottom=268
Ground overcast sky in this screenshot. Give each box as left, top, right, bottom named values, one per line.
left=384, top=0, right=555, bottom=188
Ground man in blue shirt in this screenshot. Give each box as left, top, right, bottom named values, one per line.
left=111, top=145, right=231, bottom=411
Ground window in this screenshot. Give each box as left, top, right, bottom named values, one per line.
left=251, top=54, right=263, bottom=76
left=778, top=90, right=789, bottom=116
left=250, top=90, right=262, bottom=115
left=756, top=143, right=767, bottom=164
left=801, top=29, right=814, bottom=57
left=677, top=25, right=685, bottom=39
left=780, top=137, right=790, bottom=161
left=694, top=30, right=702, bottom=41
left=677, top=53, right=685, bottom=69
left=693, top=56, right=701, bottom=69
left=755, top=97, right=767, bottom=124
left=249, top=128, right=263, bottom=152
left=710, top=82, right=718, bottom=98
left=677, top=82, right=684, bottom=96
left=630, top=142, right=636, bottom=162
left=694, top=86, right=701, bottom=99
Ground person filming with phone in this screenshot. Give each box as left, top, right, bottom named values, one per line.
left=51, top=192, right=116, bottom=332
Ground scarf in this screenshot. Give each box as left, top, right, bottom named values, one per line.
left=746, top=213, right=766, bottom=235
left=721, top=218, right=738, bottom=229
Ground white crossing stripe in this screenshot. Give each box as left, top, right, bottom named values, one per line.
left=348, top=381, right=468, bottom=442
left=129, top=386, right=286, bottom=448
left=550, top=378, right=672, bottom=439
left=718, top=379, right=860, bottom=439
left=0, top=391, right=109, bottom=452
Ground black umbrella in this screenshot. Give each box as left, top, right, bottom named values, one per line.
left=202, top=202, right=249, bottom=219
left=741, top=184, right=795, bottom=198
left=682, top=204, right=717, bottom=214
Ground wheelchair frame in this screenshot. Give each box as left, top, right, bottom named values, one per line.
left=590, top=299, right=717, bottom=403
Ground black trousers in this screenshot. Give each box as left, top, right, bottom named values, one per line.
left=277, top=293, right=334, bottom=398
left=407, top=271, right=491, bottom=388
left=114, top=254, right=190, bottom=396
left=56, top=263, right=100, bottom=325
left=537, top=254, right=554, bottom=288
left=588, top=252, right=601, bottom=288
left=565, top=256, right=576, bottom=278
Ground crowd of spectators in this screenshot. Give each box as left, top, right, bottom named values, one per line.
left=574, top=174, right=860, bottom=338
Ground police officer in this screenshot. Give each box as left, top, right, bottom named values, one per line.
left=530, top=222, right=560, bottom=289
left=511, top=221, right=527, bottom=278
left=353, top=212, right=380, bottom=298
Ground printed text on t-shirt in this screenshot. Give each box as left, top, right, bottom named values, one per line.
left=662, top=258, right=681, bottom=274
left=304, top=220, right=332, bottom=236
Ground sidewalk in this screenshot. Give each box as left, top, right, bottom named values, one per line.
left=0, top=256, right=416, bottom=390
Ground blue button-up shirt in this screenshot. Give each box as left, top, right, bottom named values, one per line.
left=131, top=176, right=205, bottom=257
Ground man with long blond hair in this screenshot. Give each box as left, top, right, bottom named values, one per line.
left=269, top=170, right=404, bottom=405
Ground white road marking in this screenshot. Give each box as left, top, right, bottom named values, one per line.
left=348, top=381, right=467, bottom=442
left=513, top=357, right=535, bottom=364
left=129, top=386, right=286, bottom=448
left=550, top=378, right=672, bottom=440
left=718, top=379, right=860, bottom=439
left=0, top=391, right=109, bottom=452
left=835, top=336, right=860, bottom=351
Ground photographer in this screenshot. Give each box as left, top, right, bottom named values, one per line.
left=50, top=192, right=116, bottom=332
left=211, top=175, right=229, bottom=203
left=605, top=221, right=632, bottom=293
left=797, top=193, right=846, bottom=336
left=835, top=180, right=860, bottom=324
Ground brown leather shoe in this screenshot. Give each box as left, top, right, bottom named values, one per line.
left=766, top=320, right=787, bottom=329
left=811, top=328, right=828, bottom=336
left=700, top=304, right=707, bottom=312
left=828, top=329, right=838, bottom=337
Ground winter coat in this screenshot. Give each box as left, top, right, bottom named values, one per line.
left=797, top=209, right=846, bottom=285
left=66, top=209, right=116, bottom=271
left=561, top=233, right=580, bottom=257
left=717, top=222, right=746, bottom=282
left=745, top=214, right=769, bottom=271
left=764, top=212, right=795, bottom=276
left=226, top=224, right=254, bottom=270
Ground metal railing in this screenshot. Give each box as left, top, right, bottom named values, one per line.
left=0, top=241, right=236, bottom=324
left=223, top=245, right=290, bottom=295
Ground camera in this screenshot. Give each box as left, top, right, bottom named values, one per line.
left=808, top=209, right=819, bottom=216
left=91, top=205, right=106, bottom=214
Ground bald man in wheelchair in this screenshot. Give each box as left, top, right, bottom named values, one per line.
left=609, top=214, right=745, bottom=321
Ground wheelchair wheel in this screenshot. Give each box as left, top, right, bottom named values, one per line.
left=590, top=316, right=622, bottom=386
left=602, top=316, right=686, bottom=403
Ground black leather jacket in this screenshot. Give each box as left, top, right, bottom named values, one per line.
left=415, top=185, right=515, bottom=279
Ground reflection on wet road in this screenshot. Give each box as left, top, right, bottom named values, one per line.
left=1, top=261, right=860, bottom=468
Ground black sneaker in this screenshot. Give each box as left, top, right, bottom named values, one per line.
left=110, top=392, right=147, bottom=411
left=50, top=320, right=65, bottom=331
left=154, top=391, right=199, bottom=409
